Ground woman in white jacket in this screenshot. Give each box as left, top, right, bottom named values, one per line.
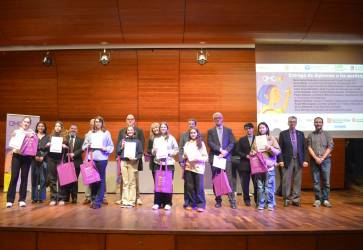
left=183, top=128, right=208, bottom=212
left=152, top=122, right=178, bottom=210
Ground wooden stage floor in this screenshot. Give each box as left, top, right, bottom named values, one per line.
left=1, top=190, right=363, bottom=234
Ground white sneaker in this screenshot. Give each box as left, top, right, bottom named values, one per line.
left=19, top=201, right=26, bottom=207
left=6, top=202, right=13, bottom=208
left=152, top=204, right=159, bottom=210
left=49, top=201, right=56, bottom=206
left=114, top=200, right=122, bottom=205
left=58, top=201, right=65, bottom=206
left=164, top=204, right=171, bottom=210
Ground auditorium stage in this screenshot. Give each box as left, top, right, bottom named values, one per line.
left=1, top=191, right=362, bottom=250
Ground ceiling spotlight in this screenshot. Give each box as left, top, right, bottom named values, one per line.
left=42, top=51, right=53, bottom=66
left=196, top=49, right=208, bottom=65
left=99, top=49, right=110, bottom=65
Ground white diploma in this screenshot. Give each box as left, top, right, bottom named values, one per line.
left=8, top=130, right=26, bottom=150
left=50, top=136, right=63, bottom=153
left=213, top=155, right=226, bottom=170
left=184, top=147, right=201, bottom=162
left=124, top=141, right=137, bottom=159
left=255, top=135, right=268, bottom=152
left=155, top=139, right=168, bottom=159
left=90, top=132, right=104, bottom=149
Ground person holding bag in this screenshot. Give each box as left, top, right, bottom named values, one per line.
left=6, top=116, right=37, bottom=208
left=46, top=121, right=69, bottom=206
left=182, top=128, right=208, bottom=212
left=82, top=116, right=114, bottom=209
left=151, top=122, right=178, bottom=210
left=250, top=122, right=280, bottom=211
left=116, top=126, right=143, bottom=207
left=31, top=121, right=49, bottom=204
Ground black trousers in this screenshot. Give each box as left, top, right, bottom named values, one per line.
left=231, top=161, right=253, bottom=203
left=211, top=161, right=236, bottom=204
left=47, top=157, right=62, bottom=202
left=59, top=165, right=81, bottom=202
left=153, top=165, right=174, bottom=207
left=7, top=153, right=32, bottom=203
left=184, top=171, right=206, bottom=208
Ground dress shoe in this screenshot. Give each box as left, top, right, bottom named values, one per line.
left=71, top=199, right=77, bottom=204
left=244, top=200, right=251, bottom=207
left=292, top=201, right=301, bottom=207
left=215, top=202, right=222, bottom=208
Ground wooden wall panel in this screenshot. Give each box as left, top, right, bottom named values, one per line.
left=0, top=231, right=36, bottom=250
left=248, top=235, right=316, bottom=250
left=107, top=234, right=175, bottom=250
left=138, top=50, right=180, bottom=122
left=180, top=49, right=256, bottom=122
left=0, top=52, right=58, bottom=120
left=177, top=235, right=247, bottom=250
left=56, top=50, right=138, bottom=120
left=38, top=232, right=105, bottom=250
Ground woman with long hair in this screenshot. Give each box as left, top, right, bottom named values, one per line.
left=6, top=116, right=36, bottom=208
left=31, top=121, right=49, bottom=203
left=82, top=116, right=114, bottom=209
left=147, top=122, right=160, bottom=178
left=251, top=122, right=280, bottom=211
left=151, top=122, right=178, bottom=210
left=182, top=128, right=208, bottom=212
left=46, top=121, right=69, bottom=206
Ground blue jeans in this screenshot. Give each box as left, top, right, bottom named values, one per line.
left=90, top=160, right=108, bottom=206
left=256, top=169, right=275, bottom=208
left=311, top=158, right=331, bottom=201
left=31, top=160, right=47, bottom=201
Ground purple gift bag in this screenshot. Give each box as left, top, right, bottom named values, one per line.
left=250, top=152, right=268, bottom=175
left=20, top=134, right=38, bottom=156
left=212, top=170, right=232, bottom=196
left=80, top=149, right=100, bottom=185
left=154, top=163, right=173, bottom=193
left=57, top=155, right=77, bottom=186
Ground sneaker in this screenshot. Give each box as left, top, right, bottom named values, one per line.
left=258, top=206, right=264, bottom=210
left=323, top=200, right=332, bottom=208
left=185, top=206, right=193, bottom=211
left=313, top=200, right=321, bottom=207
left=197, top=207, right=205, bottom=212
left=136, top=198, right=143, bottom=205
left=164, top=204, right=171, bottom=210
left=58, top=201, right=65, bottom=206
left=19, top=201, right=27, bottom=207
left=268, top=205, right=274, bottom=211
left=152, top=204, right=159, bottom=210
left=49, top=200, right=57, bottom=206
left=6, top=202, right=13, bottom=208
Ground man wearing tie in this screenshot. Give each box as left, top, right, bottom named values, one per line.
left=66, top=124, right=84, bottom=203
left=278, top=116, right=308, bottom=207
left=234, top=123, right=257, bottom=206
left=207, top=112, right=236, bottom=209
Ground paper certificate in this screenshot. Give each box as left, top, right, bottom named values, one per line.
left=124, top=141, right=136, bottom=159
left=154, top=139, right=168, bottom=159
left=184, top=147, right=201, bottom=162
left=255, top=135, right=268, bottom=152
left=90, top=132, right=104, bottom=149
left=8, top=131, right=26, bottom=150
left=50, top=136, right=63, bottom=153
left=213, top=155, right=226, bottom=170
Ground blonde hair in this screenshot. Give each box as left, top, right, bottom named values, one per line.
left=149, top=122, right=160, bottom=139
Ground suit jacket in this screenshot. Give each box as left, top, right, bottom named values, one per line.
left=67, top=135, right=84, bottom=167
left=278, top=129, right=307, bottom=167
left=207, top=126, right=235, bottom=162
left=235, top=135, right=255, bottom=172
left=117, top=126, right=145, bottom=170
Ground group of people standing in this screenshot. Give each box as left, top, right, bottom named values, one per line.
left=5, top=113, right=334, bottom=211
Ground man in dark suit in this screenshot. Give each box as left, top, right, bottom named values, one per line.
left=116, top=114, right=145, bottom=205
left=207, top=112, right=236, bottom=209
left=234, top=123, right=256, bottom=206
left=278, top=116, right=308, bottom=207
left=65, top=124, right=84, bottom=203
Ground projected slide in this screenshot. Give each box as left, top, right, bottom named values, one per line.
left=256, top=64, right=363, bottom=133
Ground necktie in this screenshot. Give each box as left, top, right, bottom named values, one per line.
left=70, top=137, right=75, bottom=153
left=217, top=127, right=223, bottom=146
left=290, top=130, right=297, bottom=158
